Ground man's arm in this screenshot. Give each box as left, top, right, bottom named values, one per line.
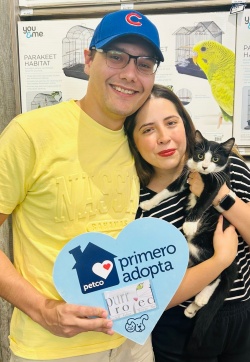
left=0, top=213, right=114, bottom=337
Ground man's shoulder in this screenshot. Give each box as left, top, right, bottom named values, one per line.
left=18, top=100, right=74, bottom=119
left=3, top=100, right=79, bottom=140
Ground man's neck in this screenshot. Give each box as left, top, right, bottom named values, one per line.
left=76, top=97, right=125, bottom=131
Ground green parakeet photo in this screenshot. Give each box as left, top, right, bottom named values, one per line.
left=192, top=40, right=235, bottom=126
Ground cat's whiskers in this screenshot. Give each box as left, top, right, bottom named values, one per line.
left=212, top=171, right=228, bottom=185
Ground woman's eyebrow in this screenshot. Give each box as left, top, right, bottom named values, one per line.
left=138, top=122, right=155, bottom=131
left=138, top=115, right=180, bottom=130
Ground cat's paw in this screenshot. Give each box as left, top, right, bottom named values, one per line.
left=139, top=200, right=154, bottom=211
left=194, top=293, right=209, bottom=307
left=184, top=302, right=201, bottom=318
left=194, top=280, right=220, bottom=307
left=182, top=221, right=198, bottom=236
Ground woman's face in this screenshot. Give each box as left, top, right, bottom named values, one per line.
left=133, top=97, right=187, bottom=173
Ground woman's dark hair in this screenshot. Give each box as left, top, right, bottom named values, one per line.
left=124, top=84, right=196, bottom=187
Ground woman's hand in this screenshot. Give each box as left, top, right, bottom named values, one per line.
left=188, top=175, right=231, bottom=206
left=187, top=172, right=204, bottom=197
left=212, top=215, right=238, bottom=269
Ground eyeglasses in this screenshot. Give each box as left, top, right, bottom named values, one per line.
left=95, top=49, right=160, bottom=75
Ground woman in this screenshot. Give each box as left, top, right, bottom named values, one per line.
left=124, top=84, right=250, bottom=362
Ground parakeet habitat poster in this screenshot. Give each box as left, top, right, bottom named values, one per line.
left=233, top=8, right=250, bottom=150
left=18, top=10, right=237, bottom=142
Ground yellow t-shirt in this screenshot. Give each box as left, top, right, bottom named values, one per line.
left=0, top=100, right=139, bottom=359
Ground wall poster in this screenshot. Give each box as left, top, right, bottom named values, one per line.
left=18, top=10, right=237, bottom=142
left=232, top=8, right=250, bottom=148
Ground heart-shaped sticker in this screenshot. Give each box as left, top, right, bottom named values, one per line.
left=53, top=217, right=189, bottom=344
left=92, top=261, right=113, bottom=279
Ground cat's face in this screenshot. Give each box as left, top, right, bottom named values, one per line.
left=187, top=131, right=235, bottom=174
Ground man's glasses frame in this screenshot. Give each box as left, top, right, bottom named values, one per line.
left=94, top=48, right=160, bottom=75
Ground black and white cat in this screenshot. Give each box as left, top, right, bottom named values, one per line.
left=140, top=130, right=238, bottom=346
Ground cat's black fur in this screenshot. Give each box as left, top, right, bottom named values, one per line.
left=140, top=130, right=238, bottom=348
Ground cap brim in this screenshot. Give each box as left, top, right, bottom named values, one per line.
left=92, top=33, right=164, bottom=62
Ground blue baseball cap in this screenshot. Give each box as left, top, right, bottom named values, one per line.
left=89, top=10, right=164, bottom=62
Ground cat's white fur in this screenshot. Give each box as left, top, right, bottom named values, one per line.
left=140, top=184, right=186, bottom=211
left=183, top=221, right=199, bottom=237
left=187, top=152, right=227, bottom=174
left=184, top=278, right=221, bottom=318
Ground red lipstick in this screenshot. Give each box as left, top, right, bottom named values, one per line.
left=158, top=149, right=176, bottom=157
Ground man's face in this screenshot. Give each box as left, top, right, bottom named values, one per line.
left=83, top=38, right=158, bottom=130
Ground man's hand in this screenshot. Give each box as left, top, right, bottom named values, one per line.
left=37, top=299, right=114, bottom=338
left=0, top=246, right=114, bottom=338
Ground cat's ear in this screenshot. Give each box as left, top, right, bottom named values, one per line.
left=194, top=130, right=204, bottom=143
left=221, top=137, right=235, bottom=153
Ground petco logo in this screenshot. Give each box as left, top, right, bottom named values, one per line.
left=23, top=26, right=43, bottom=38
left=69, top=243, right=120, bottom=294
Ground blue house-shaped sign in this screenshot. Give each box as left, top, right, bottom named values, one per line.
left=69, top=242, right=119, bottom=294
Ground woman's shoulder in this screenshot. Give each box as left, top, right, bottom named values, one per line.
left=229, top=154, right=250, bottom=177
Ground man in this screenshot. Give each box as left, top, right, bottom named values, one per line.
left=0, top=9, right=163, bottom=362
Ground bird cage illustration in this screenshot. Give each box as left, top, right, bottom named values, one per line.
left=173, top=21, right=223, bottom=78
left=31, top=91, right=62, bottom=110
left=62, top=25, right=94, bottom=80
left=176, top=88, right=192, bottom=106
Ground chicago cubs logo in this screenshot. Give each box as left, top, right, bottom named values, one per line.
left=125, top=13, right=142, bottom=27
